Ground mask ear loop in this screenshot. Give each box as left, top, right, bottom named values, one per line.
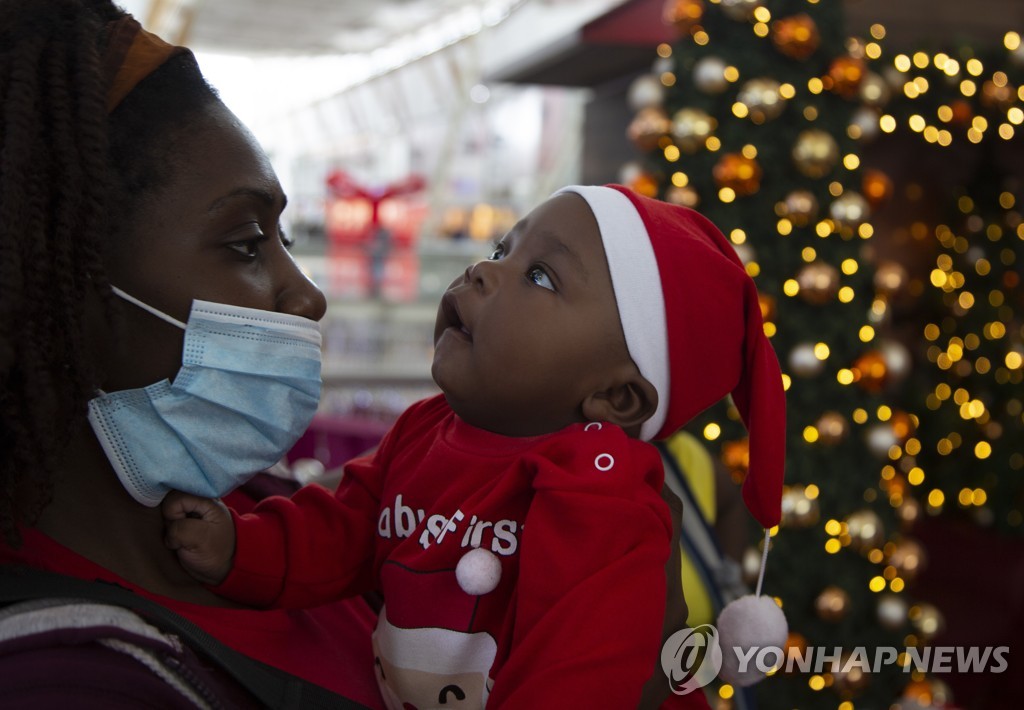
left=110, top=285, right=187, bottom=330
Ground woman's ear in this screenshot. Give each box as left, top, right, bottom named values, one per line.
left=580, top=374, right=658, bottom=436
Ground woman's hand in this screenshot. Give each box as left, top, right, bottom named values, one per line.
left=162, top=491, right=236, bottom=586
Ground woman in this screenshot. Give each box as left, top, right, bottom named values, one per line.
left=0, top=2, right=690, bottom=706
left=0, top=0, right=380, bottom=705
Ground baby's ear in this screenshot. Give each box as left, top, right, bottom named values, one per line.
left=580, top=374, right=658, bottom=436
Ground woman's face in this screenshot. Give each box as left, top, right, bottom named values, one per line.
left=99, top=102, right=327, bottom=391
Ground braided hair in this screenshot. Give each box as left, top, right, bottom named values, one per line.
left=0, top=0, right=220, bottom=543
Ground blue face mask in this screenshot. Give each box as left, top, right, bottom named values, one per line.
left=88, top=287, right=323, bottom=506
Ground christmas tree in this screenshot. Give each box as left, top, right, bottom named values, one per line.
left=626, top=0, right=1024, bottom=706
left=617, top=1, right=1022, bottom=707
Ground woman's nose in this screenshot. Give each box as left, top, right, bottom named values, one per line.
left=276, top=259, right=328, bottom=321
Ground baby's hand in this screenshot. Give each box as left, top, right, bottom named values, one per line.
left=161, top=491, right=235, bottom=586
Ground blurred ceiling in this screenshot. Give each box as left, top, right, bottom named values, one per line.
left=125, top=0, right=530, bottom=54
left=129, top=0, right=1024, bottom=57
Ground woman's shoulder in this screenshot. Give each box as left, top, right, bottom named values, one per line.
left=0, top=595, right=259, bottom=708
left=1, top=527, right=382, bottom=707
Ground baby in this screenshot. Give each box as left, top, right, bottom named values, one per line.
left=163, top=185, right=786, bottom=709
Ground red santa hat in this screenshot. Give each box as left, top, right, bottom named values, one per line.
left=556, top=184, right=786, bottom=530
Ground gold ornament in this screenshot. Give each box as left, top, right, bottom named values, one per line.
left=720, top=0, right=762, bottom=21
left=662, top=0, right=705, bottom=33
left=788, top=342, right=825, bottom=377
left=713, top=153, right=762, bottom=196
left=815, top=586, right=850, bottom=622
left=779, top=190, right=819, bottom=226
left=815, top=411, right=849, bottom=445
left=732, top=243, right=756, bottom=267
left=845, top=509, right=885, bottom=553
left=845, top=36, right=867, bottom=59
left=862, top=169, right=893, bottom=207
left=888, top=538, right=926, bottom=581
left=736, top=78, right=787, bottom=122
left=850, top=106, right=881, bottom=142
left=981, top=79, right=1015, bottom=111
left=910, top=603, right=945, bottom=641
left=740, top=546, right=762, bottom=585
left=826, top=56, right=867, bottom=98
left=852, top=350, right=887, bottom=392
left=877, top=593, right=908, bottom=630
left=693, top=56, right=729, bottom=94
left=781, top=485, right=820, bottom=528
left=770, top=14, right=819, bottom=61
left=1013, top=41, right=1024, bottom=67
left=665, top=185, right=700, bottom=208
left=873, top=260, right=909, bottom=297
left=627, top=107, right=670, bottom=152
left=865, top=422, right=898, bottom=459
left=627, top=74, right=665, bottom=110
left=792, top=129, right=839, bottom=179
left=796, top=261, right=840, bottom=304
left=670, top=108, right=717, bottom=152
left=833, top=652, right=870, bottom=696
left=902, top=678, right=953, bottom=707
left=897, top=496, right=922, bottom=528
left=829, top=192, right=870, bottom=229
left=858, top=71, right=891, bottom=108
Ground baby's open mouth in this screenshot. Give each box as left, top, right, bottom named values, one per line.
left=441, top=292, right=472, bottom=340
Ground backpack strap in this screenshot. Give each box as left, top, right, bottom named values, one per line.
left=0, top=566, right=370, bottom=709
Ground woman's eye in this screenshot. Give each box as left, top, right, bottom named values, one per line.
left=488, top=243, right=506, bottom=261
left=227, top=235, right=265, bottom=258
left=527, top=266, right=554, bottom=291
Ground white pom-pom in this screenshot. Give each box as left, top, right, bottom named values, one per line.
left=455, top=548, right=502, bottom=596
left=716, top=594, right=789, bottom=687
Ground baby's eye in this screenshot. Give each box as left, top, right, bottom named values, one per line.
left=527, top=266, right=554, bottom=291
left=488, top=242, right=506, bottom=261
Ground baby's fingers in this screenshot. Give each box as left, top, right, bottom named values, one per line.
left=163, top=516, right=209, bottom=551
left=162, top=490, right=227, bottom=523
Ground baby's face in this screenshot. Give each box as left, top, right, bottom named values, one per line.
left=433, top=193, right=633, bottom=437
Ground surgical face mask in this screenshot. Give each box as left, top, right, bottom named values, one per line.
left=88, top=286, right=322, bottom=506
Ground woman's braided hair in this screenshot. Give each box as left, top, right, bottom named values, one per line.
left=0, top=0, right=219, bottom=543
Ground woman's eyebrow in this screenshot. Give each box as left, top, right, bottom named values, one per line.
left=207, top=187, right=287, bottom=213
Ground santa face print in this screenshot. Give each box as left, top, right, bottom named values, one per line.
left=431, top=193, right=633, bottom=437
left=372, top=610, right=497, bottom=710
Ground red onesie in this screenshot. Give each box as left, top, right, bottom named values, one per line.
left=217, top=394, right=711, bottom=709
